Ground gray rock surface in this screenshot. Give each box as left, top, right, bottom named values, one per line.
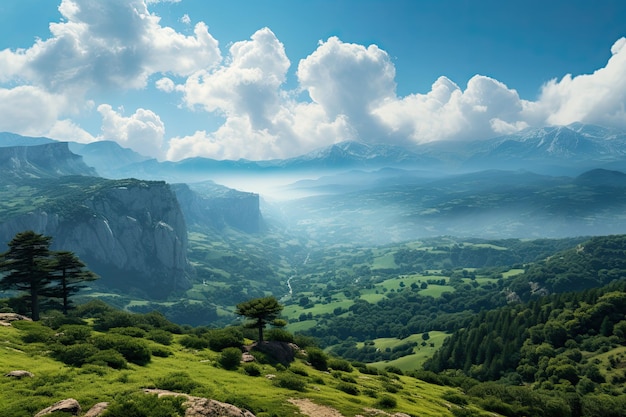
left=34, top=398, right=81, bottom=417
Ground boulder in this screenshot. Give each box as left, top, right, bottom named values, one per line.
left=4, top=370, right=34, bottom=379
left=143, top=389, right=256, bottom=417
left=34, top=398, right=81, bottom=417
left=0, top=313, right=31, bottom=326
left=83, top=402, right=109, bottom=417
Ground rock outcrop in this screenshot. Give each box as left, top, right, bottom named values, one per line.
left=144, top=389, right=256, bottom=417
left=0, top=179, right=191, bottom=298
left=34, top=398, right=81, bottom=417
left=0, top=142, right=97, bottom=179
left=173, top=182, right=262, bottom=233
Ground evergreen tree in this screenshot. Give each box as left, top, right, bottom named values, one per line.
left=0, top=231, right=53, bottom=321
left=235, top=296, right=283, bottom=342
left=47, top=251, right=99, bottom=315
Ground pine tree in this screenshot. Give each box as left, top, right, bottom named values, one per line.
left=235, top=296, right=283, bottom=343
left=0, top=231, right=53, bottom=321
left=47, top=251, right=99, bottom=315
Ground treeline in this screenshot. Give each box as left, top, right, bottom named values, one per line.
left=425, top=279, right=626, bottom=392
left=308, top=278, right=508, bottom=347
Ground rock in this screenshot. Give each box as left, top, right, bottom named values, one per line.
left=34, top=398, right=81, bottom=417
left=4, top=370, right=34, bottom=378
left=143, top=389, right=255, bottom=417
left=0, top=313, right=31, bottom=326
left=0, top=179, right=191, bottom=298
left=251, top=341, right=299, bottom=365
left=83, top=402, right=109, bottom=417
left=241, top=353, right=255, bottom=363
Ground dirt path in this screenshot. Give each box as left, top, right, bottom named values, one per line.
left=288, top=398, right=345, bottom=417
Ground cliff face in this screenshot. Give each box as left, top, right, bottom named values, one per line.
left=173, top=182, right=262, bottom=233
left=0, top=180, right=191, bottom=298
left=0, top=142, right=97, bottom=179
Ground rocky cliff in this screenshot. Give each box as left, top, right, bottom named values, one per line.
left=172, top=182, right=262, bottom=233
left=0, top=178, right=191, bottom=298
left=0, top=142, right=97, bottom=179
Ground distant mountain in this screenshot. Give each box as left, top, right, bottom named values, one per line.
left=0, top=142, right=97, bottom=181
left=68, top=141, right=150, bottom=177
left=0, top=132, right=55, bottom=147
left=436, top=124, right=626, bottom=174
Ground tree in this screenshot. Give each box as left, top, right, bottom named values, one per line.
left=47, top=251, right=99, bottom=315
left=0, top=231, right=53, bottom=321
left=235, top=296, right=283, bottom=343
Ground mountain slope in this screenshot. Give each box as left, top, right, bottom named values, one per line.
left=0, top=142, right=97, bottom=180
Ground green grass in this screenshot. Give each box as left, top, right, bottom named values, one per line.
left=0, top=321, right=467, bottom=417
left=368, top=331, right=448, bottom=371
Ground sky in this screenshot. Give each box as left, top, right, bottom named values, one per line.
left=0, top=0, right=625, bottom=162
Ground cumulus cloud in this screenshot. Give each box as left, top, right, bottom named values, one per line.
left=97, top=104, right=165, bottom=158
left=2, top=0, right=626, bottom=161
left=0, top=0, right=220, bottom=93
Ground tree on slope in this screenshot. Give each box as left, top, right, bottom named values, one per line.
left=235, top=296, right=283, bottom=343
left=0, top=231, right=53, bottom=321
left=47, top=251, right=99, bottom=315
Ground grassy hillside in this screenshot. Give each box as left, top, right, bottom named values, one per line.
left=0, top=309, right=481, bottom=417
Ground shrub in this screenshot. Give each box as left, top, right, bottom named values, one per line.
left=147, top=329, right=173, bottom=345
left=384, top=365, right=404, bottom=375
left=150, top=346, right=172, bottom=358
left=266, top=328, right=294, bottom=343
left=219, top=347, right=243, bottom=370
left=155, top=372, right=199, bottom=394
left=306, top=347, right=328, bottom=371
left=179, top=335, right=210, bottom=350
left=442, top=390, right=469, bottom=406
left=377, top=394, right=397, bottom=409
left=273, top=373, right=306, bottom=391
left=56, top=325, right=92, bottom=345
left=290, top=366, right=309, bottom=377
left=93, top=310, right=139, bottom=331
left=87, top=349, right=127, bottom=369
left=92, top=334, right=151, bottom=366
left=52, top=343, right=99, bottom=367
left=109, top=326, right=147, bottom=338
left=207, top=327, right=243, bottom=351
left=13, top=321, right=55, bottom=343
left=328, top=358, right=353, bottom=372
left=103, top=392, right=186, bottom=417
left=243, top=363, right=262, bottom=376
left=336, top=382, right=359, bottom=396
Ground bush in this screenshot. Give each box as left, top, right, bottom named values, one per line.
left=103, top=392, right=186, bottom=417
left=93, top=311, right=139, bottom=331
left=52, top=343, right=99, bottom=367
left=87, top=349, right=128, bottom=369
left=13, top=321, right=55, bottom=343
left=92, top=334, right=151, bottom=366
left=377, top=394, right=397, bottom=409
left=306, top=347, right=328, bottom=371
left=384, top=365, right=404, bottom=375
left=56, top=324, right=92, bottom=345
left=290, top=366, right=309, bottom=377
left=207, top=327, right=243, bottom=351
left=110, top=326, right=147, bottom=338
left=155, top=372, right=200, bottom=394
left=266, top=328, right=294, bottom=343
left=273, top=373, right=306, bottom=391
left=179, top=335, right=210, bottom=350
left=150, top=346, right=172, bottom=358
left=243, top=363, right=262, bottom=376
left=442, top=390, right=469, bottom=406
left=336, top=382, right=359, bottom=396
left=148, top=329, right=174, bottom=345
left=219, top=347, right=242, bottom=370
left=328, top=358, right=353, bottom=372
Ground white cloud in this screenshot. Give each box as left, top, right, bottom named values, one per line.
left=180, top=14, right=191, bottom=25
left=0, top=86, right=68, bottom=136
left=0, top=0, right=221, bottom=93
left=530, top=37, right=626, bottom=129
left=97, top=104, right=165, bottom=158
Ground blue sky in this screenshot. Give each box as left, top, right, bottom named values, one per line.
left=0, top=0, right=625, bottom=161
